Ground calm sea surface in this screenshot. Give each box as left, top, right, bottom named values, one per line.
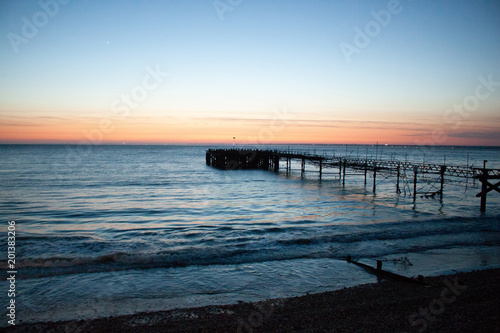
left=1, top=144, right=500, bottom=324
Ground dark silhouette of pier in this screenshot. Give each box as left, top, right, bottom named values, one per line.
left=206, top=149, right=500, bottom=212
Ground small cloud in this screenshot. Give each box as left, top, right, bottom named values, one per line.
left=447, top=131, right=500, bottom=141
left=0, top=121, right=42, bottom=127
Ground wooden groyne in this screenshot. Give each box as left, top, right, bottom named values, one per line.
left=346, top=256, right=425, bottom=285
left=206, top=149, right=500, bottom=212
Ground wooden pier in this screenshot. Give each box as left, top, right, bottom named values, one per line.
left=206, top=149, right=500, bottom=212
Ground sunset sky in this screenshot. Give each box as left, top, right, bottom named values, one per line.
left=1, top=0, right=499, bottom=145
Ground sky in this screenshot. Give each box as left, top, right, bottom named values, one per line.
left=1, top=0, right=499, bottom=145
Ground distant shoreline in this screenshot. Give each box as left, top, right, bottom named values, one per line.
left=8, top=268, right=499, bottom=332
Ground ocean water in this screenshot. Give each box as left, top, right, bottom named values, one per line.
left=1, top=144, right=500, bottom=325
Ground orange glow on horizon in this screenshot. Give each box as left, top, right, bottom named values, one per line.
left=1, top=117, right=498, bottom=146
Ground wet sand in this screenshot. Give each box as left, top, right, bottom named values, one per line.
left=8, top=268, right=499, bottom=332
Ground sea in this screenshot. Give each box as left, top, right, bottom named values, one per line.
left=1, top=144, right=500, bottom=325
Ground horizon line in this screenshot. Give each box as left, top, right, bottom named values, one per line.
left=1, top=142, right=500, bottom=148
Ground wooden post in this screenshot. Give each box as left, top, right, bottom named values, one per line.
left=319, top=160, right=322, bottom=180
left=274, top=155, right=279, bottom=172
left=413, top=166, right=418, bottom=202
left=373, top=162, right=377, bottom=193
left=480, top=169, right=488, bottom=212
left=339, top=159, right=342, bottom=180
left=301, top=158, right=305, bottom=177
left=440, top=165, right=446, bottom=198
left=364, top=161, right=367, bottom=186
left=342, top=159, right=346, bottom=187
left=396, top=164, right=400, bottom=193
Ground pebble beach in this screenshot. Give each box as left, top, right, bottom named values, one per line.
left=8, top=268, right=499, bottom=333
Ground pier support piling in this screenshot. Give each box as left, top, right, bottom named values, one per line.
left=364, top=162, right=367, bottom=186
left=342, top=159, right=346, bottom=187
left=480, top=171, right=488, bottom=212
left=440, top=165, right=446, bottom=198
left=396, top=164, right=400, bottom=193
left=413, top=167, right=418, bottom=202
